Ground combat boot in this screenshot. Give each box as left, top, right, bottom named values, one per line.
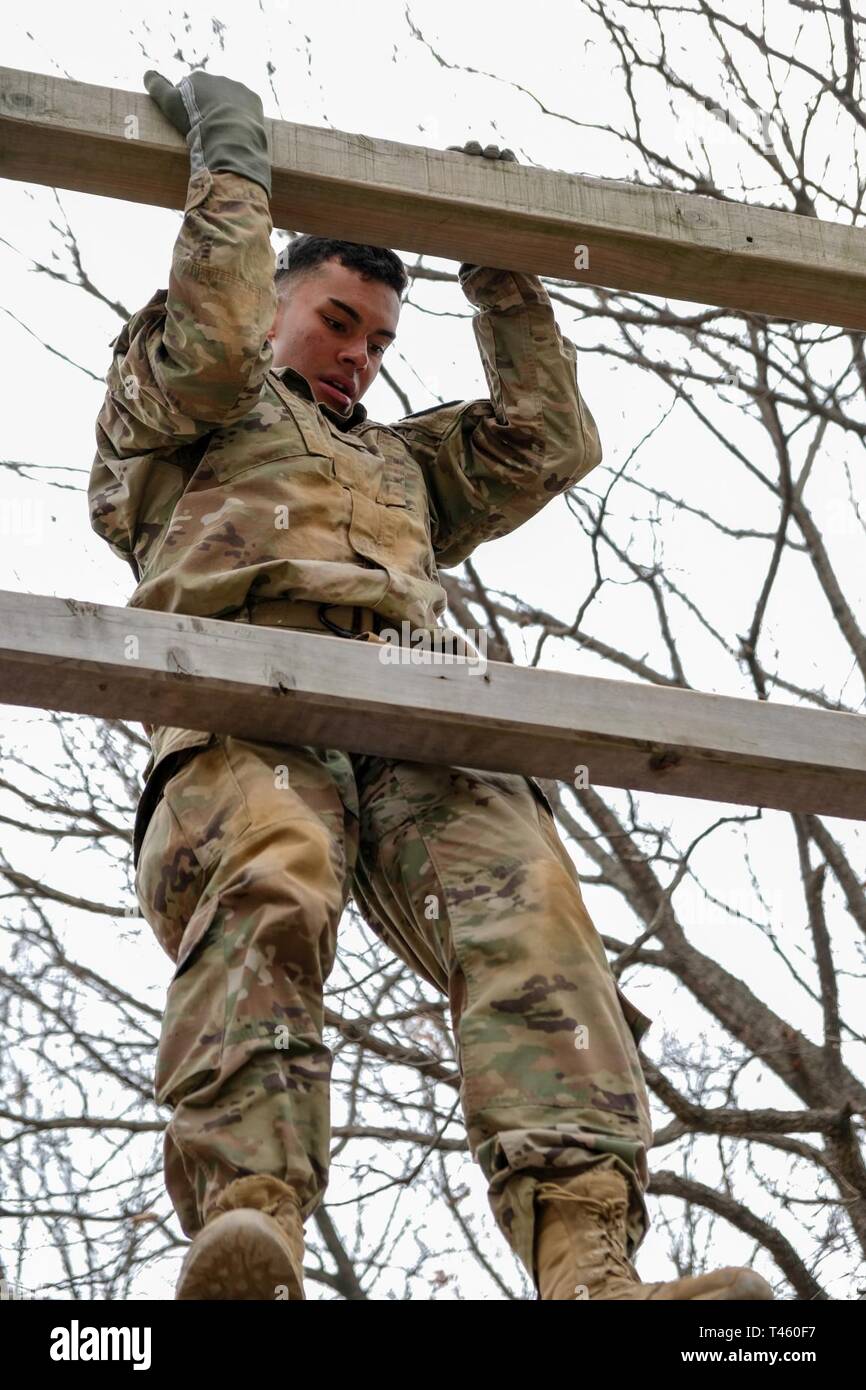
left=534, top=1164, right=775, bottom=1300
left=175, top=1174, right=306, bottom=1301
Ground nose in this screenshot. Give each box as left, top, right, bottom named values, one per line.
left=339, top=334, right=369, bottom=371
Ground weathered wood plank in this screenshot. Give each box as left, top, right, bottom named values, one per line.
left=1, top=592, right=864, bottom=820
left=2, top=66, right=866, bottom=328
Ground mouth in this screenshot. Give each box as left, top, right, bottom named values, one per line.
left=318, top=377, right=355, bottom=409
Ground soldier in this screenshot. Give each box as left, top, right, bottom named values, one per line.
left=89, top=71, right=774, bottom=1303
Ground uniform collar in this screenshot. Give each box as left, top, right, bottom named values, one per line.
left=273, top=364, right=368, bottom=430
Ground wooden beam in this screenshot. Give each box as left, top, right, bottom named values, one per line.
left=1, top=592, right=864, bottom=820
left=2, top=67, right=866, bottom=329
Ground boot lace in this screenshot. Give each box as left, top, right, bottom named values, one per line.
left=536, top=1181, right=639, bottom=1292
left=207, top=1175, right=303, bottom=1228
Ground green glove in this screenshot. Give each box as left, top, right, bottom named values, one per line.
left=448, top=143, right=519, bottom=278
left=447, top=140, right=518, bottom=161
left=144, top=69, right=271, bottom=197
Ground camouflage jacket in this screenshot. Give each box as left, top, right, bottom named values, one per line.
left=89, top=168, right=602, bottom=788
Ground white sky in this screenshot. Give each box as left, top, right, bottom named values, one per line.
left=1, top=0, right=864, bottom=1300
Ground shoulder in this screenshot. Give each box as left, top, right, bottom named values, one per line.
left=391, top=399, right=491, bottom=442
left=109, top=288, right=169, bottom=353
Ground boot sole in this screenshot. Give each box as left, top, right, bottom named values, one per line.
left=175, top=1210, right=305, bottom=1301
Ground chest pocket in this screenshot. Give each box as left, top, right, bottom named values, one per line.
left=269, top=373, right=405, bottom=507
left=366, top=428, right=434, bottom=559
left=376, top=438, right=411, bottom=507
left=200, top=375, right=334, bottom=484
left=326, top=428, right=385, bottom=500
left=376, top=433, right=430, bottom=519
left=356, top=426, right=428, bottom=511
left=322, top=420, right=417, bottom=511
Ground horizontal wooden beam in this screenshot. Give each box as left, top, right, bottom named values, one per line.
left=1, top=592, right=864, bottom=820
left=2, top=67, right=866, bottom=329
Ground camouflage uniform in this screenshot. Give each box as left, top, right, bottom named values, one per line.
left=89, top=167, right=654, bottom=1289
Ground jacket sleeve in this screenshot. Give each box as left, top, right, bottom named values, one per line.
left=390, top=265, right=602, bottom=569
left=89, top=167, right=276, bottom=571
left=99, top=167, right=276, bottom=445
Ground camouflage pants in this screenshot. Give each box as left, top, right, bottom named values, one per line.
left=134, top=730, right=655, bottom=1288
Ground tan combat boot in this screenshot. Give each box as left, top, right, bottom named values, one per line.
left=175, top=1175, right=306, bottom=1301
left=534, top=1165, right=775, bottom=1301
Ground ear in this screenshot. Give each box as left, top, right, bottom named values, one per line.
left=266, top=303, right=282, bottom=343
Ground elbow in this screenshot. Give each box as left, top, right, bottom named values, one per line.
left=582, top=425, right=603, bottom=478
left=567, top=404, right=603, bottom=485
left=154, top=335, right=272, bottom=426
left=160, top=261, right=276, bottom=424
left=541, top=427, right=603, bottom=496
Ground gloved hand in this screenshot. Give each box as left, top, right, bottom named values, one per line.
left=447, top=140, right=518, bottom=161
left=448, top=142, right=518, bottom=279
left=144, top=69, right=271, bottom=197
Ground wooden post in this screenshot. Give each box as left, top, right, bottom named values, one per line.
left=1, top=592, right=864, bottom=820
left=2, top=66, right=866, bottom=327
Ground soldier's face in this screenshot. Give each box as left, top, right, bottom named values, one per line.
left=267, top=259, right=401, bottom=416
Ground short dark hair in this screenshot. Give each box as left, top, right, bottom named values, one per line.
left=275, top=236, right=408, bottom=299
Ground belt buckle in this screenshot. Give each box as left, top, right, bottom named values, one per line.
left=317, top=604, right=384, bottom=641
left=353, top=608, right=388, bottom=644
left=317, top=603, right=357, bottom=638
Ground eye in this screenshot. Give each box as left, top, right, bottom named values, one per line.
left=323, top=316, right=345, bottom=332
left=371, top=342, right=387, bottom=357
